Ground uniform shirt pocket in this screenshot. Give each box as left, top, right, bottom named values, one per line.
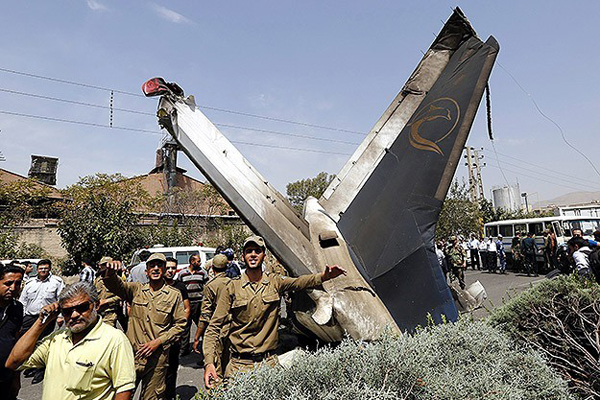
left=130, top=300, right=149, bottom=320
left=152, top=300, right=172, bottom=325
left=262, top=291, right=280, bottom=304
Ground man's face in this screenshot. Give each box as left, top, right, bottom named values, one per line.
left=37, top=264, right=50, bottom=280
left=0, top=272, right=23, bottom=302
left=24, top=264, right=33, bottom=274
left=243, top=244, right=265, bottom=269
left=146, top=261, right=166, bottom=282
left=189, top=255, right=200, bottom=270
left=165, top=261, right=177, bottom=280
left=61, top=293, right=97, bottom=334
left=573, top=229, right=583, bottom=237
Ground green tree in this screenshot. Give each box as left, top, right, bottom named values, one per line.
left=286, top=172, right=335, bottom=214
left=436, top=180, right=481, bottom=239
left=57, top=173, right=149, bottom=274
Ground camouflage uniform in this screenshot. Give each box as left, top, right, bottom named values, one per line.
left=446, top=240, right=466, bottom=289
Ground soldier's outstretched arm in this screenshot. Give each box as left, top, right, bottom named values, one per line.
left=278, top=264, right=347, bottom=293
left=100, top=261, right=138, bottom=303
left=203, top=283, right=232, bottom=389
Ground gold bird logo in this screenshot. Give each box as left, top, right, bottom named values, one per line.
left=408, top=97, right=460, bottom=156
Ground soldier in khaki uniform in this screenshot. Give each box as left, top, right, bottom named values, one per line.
left=101, top=253, right=186, bottom=400
left=203, top=235, right=346, bottom=388
left=94, top=256, right=122, bottom=327
left=445, top=236, right=467, bottom=289
left=192, top=254, right=230, bottom=377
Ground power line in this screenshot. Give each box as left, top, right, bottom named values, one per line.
left=485, top=154, right=600, bottom=192
left=0, top=67, right=143, bottom=98
left=230, top=141, right=351, bottom=156
left=486, top=163, right=590, bottom=193
left=0, top=87, right=155, bottom=116
left=217, top=124, right=360, bottom=145
left=497, top=62, right=600, bottom=178
left=0, top=110, right=159, bottom=136
left=0, top=109, right=352, bottom=156
left=484, top=147, right=600, bottom=188
left=0, top=86, right=362, bottom=145
left=0, top=66, right=365, bottom=135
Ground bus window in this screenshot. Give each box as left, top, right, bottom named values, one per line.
left=514, top=224, right=527, bottom=235
left=529, top=223, right=544, bottom=236
left=499, top=225, right=514, bottom=237
left=486, top=226, right=498, bottom=237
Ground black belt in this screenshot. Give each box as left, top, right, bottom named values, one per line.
left=231, top=350, right=275, bottom=362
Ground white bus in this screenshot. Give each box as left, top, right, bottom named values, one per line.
left=484, top=216, right=600, bottom=259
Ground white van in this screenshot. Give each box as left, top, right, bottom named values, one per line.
left=129, top=245, right=216, bottom=273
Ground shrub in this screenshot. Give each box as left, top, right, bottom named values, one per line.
left=200, top=320, right=573, bottom=400
left=489, top=274, right=600, bottom=399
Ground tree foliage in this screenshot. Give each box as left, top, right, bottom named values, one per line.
left=57, top=174, right=149, bottom=273
left=436, top=181, right=481, bottom=239
left=489, top=275, right=600, bottom=399
left=286, top=172, right=334, bottom=214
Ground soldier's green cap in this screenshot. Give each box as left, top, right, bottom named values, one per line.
left=99, top=256, right=113, bottom=265
left=146, top=253, right=167, bottom=265
left=243, top=235, right=265, bottom=249
left=449, top=235, right=457, bottom=241
left=212, top=254, right=228, bottom=270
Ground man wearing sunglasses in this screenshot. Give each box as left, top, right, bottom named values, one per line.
left=6, top=282, right=136, bottom=400
left=203, top=235, right=347, bottom=388
left=101, top=253, right=186, bottom=400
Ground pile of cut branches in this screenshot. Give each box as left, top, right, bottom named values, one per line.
left=490, top=275, right=600, bottom=399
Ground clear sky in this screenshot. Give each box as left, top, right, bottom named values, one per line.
left=1, top=1, right=599, bottom=204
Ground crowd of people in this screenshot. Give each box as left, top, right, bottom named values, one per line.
left=437, top=227, right=600, bottom=289
left=0, top=236, right=346, bottom=400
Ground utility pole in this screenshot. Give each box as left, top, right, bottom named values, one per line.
left=464, top=147, right=478, bottom=203
left=473, top=148, right=486, bottom=201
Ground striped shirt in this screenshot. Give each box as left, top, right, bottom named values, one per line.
left=178, top=268, right=208, bottom=303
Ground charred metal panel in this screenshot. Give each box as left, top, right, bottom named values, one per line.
left=337, top=34, right=499, bottom=331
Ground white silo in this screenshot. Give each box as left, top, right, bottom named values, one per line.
left=491, top=183, right=521, bottom=211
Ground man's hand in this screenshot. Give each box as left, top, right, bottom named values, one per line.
left=322, top=264, right=347, bottom=282
left=204, top=363, right=219, bottom=389
left=135, top=338, right=162, bottom=359
left=192, top=338, right=202, bottom=354
left=38, top=302, right=60, bottom=325
left=101, top=260, right=124, bottom=275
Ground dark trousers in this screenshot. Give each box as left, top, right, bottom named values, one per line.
left=487, top=251, right=497, bottom=272
left=180, top=301, right=201, bottom=356
left=479, top=250, right=489, bottom=270
left=470, top=250, right=480, bottom=270
left=524, top=253, right=538, bottom=276
left=165, top=341, right=181, bottom=400
left=451, top=267, right=465, bottom=290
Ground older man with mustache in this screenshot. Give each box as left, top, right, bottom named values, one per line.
left=6, top=282, right=136, bottom=400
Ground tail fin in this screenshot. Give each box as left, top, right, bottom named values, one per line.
left=326, top=9, right=499, bottom=330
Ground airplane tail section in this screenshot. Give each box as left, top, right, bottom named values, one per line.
left=330, top=9, right=499, bottom=330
